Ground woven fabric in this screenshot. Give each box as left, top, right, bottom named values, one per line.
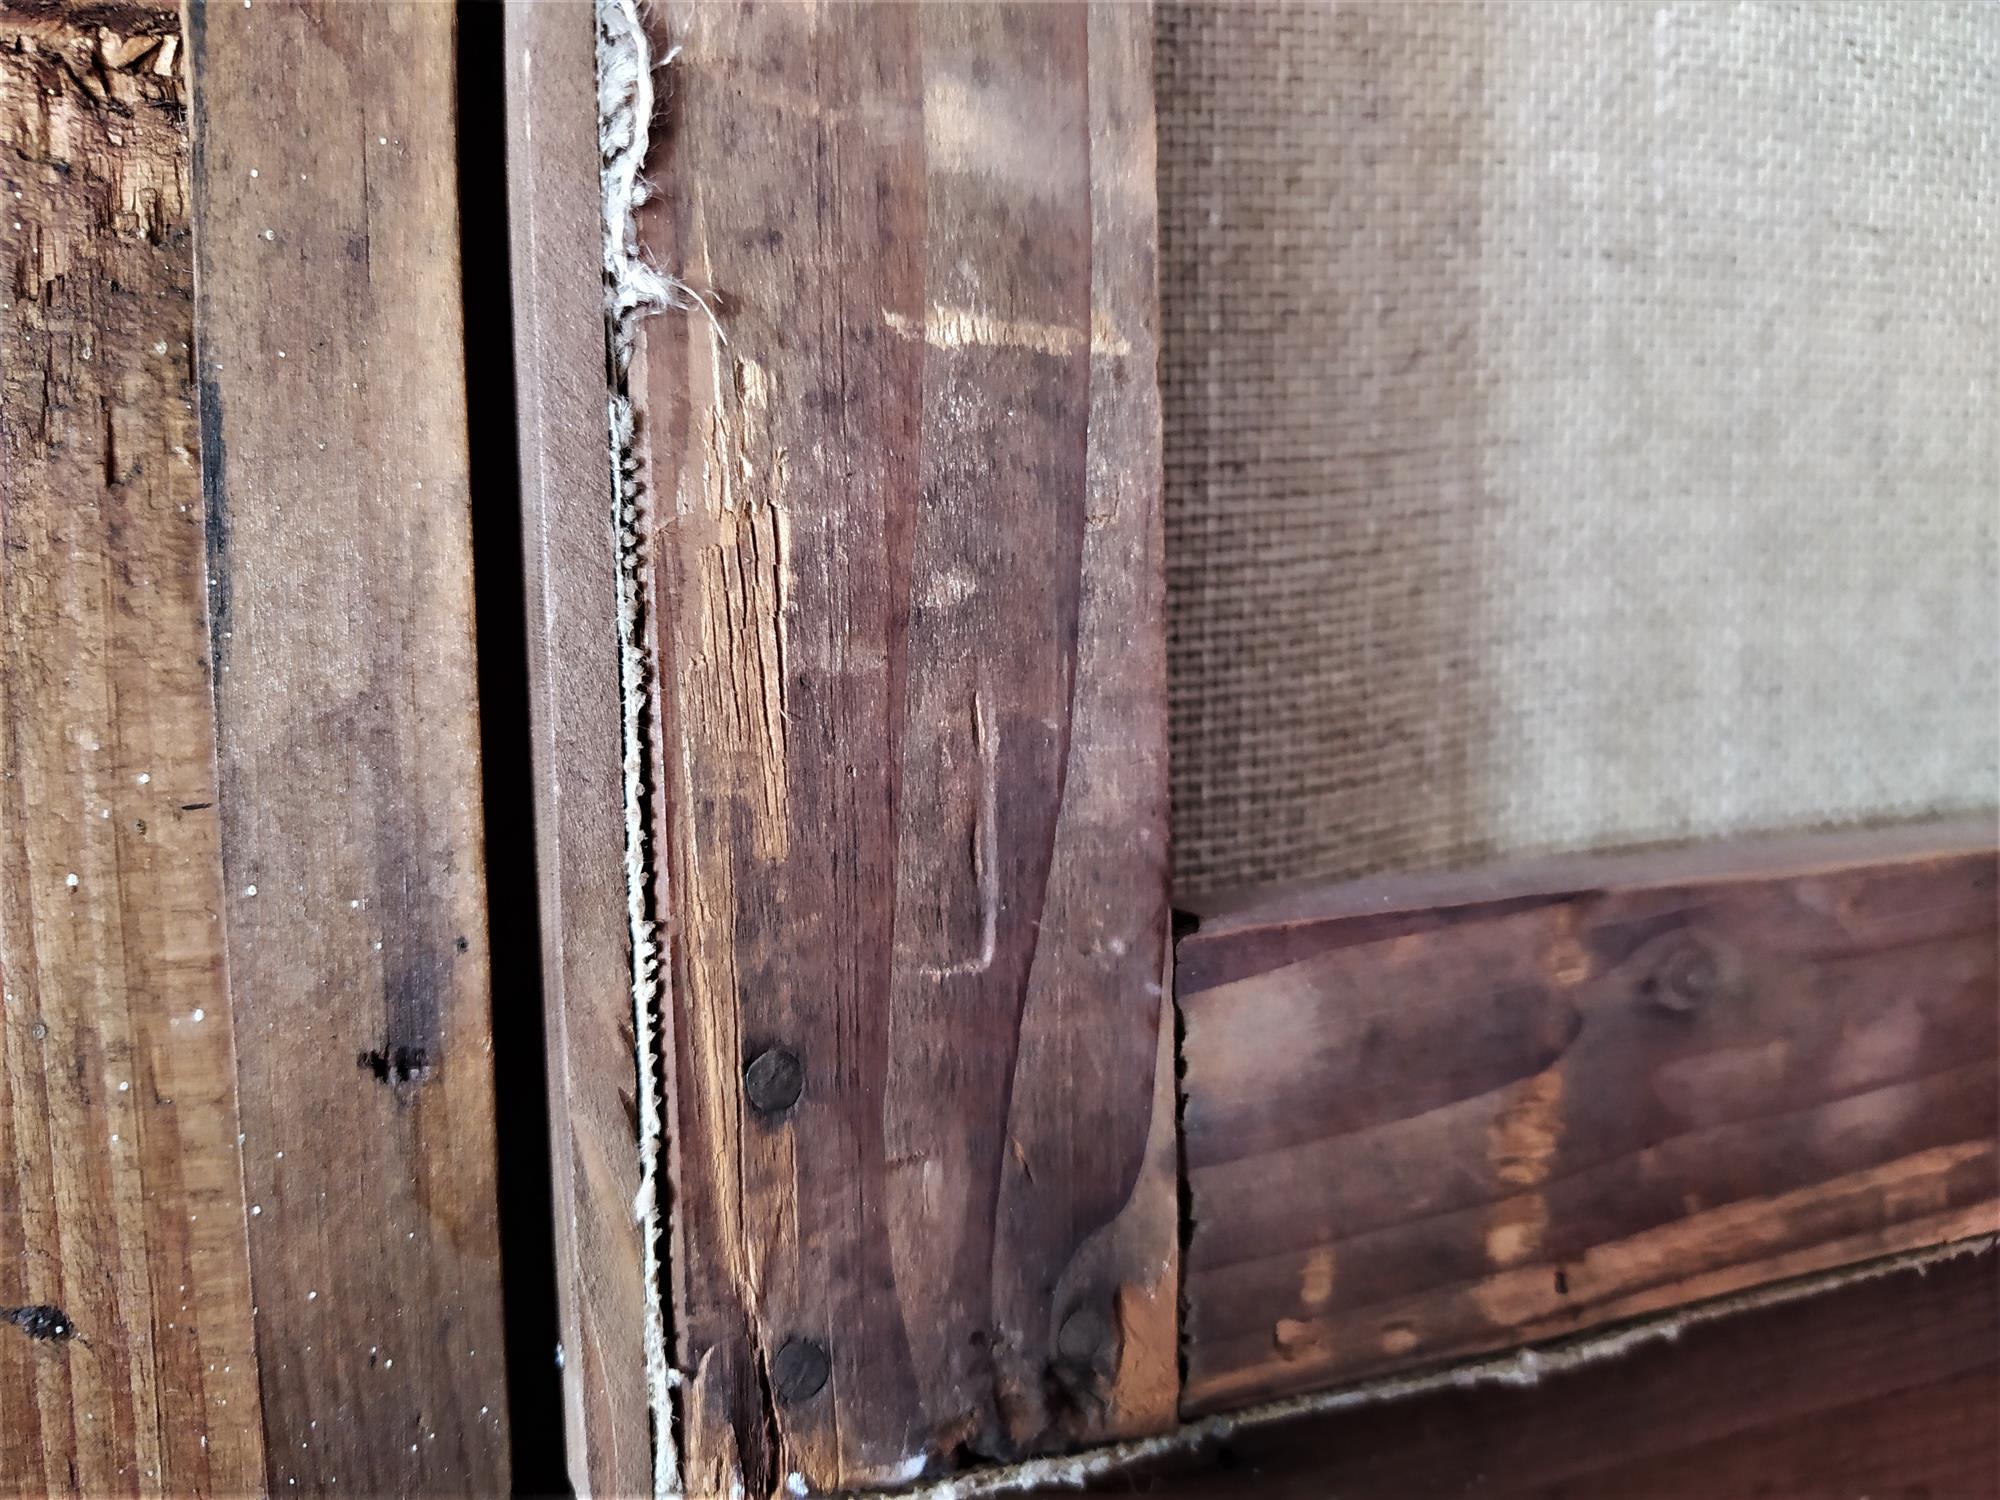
left=1159, top=0, right=2000, bottom=892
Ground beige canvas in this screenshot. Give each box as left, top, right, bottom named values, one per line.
left=1159, top=0, right=2000, bottom=892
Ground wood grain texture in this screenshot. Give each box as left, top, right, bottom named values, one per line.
left=1178, top=819, right=2000, bottom=1413
left=631, top=3, right=1173, bottom=1492
left=502, top=5, right=654, bottom=1496
left=187, top=3, right=510, bottom=1491
left=0, top=6, right=264, bottom=1493
left=1068, top=1247, right=2000, bottom=1498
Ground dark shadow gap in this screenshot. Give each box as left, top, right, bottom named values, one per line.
left=456, top=1, right=571, bottom=1494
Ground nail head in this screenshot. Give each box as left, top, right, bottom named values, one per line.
left=771, top=1336, right=829, bottom=1404
left=744, top=1046, right=804, bottom=1116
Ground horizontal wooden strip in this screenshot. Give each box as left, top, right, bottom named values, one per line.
left=1063, top=1246, right=1998, bottom=1497
left=1177, top=820, right=1999, bottom=1412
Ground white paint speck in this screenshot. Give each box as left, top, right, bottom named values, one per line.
left=65, top=873, right=79, bottom=888
left=137, top=773, right=150, bottom=784
left=307, top=1291, right=317, bottom=1301
left=251, top=1205, right=262, bottom=1216
left=153, top=341, right=168, bottom=355
left=262, top=229, right=275, bottom=241
left=244, top=884, right=258, bottom=897
left=110, top=1134, right=119, bottom=1143
left=250, top=169, right=260, bottom=178
left=191, top=1008, right=205, bottom=1022
left=118, top=1081, right=130, bottom=1092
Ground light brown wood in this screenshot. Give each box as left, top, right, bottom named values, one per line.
left=187, top=2, right=511, bottom=1490
left=0, top=6, right=264, bottom=1493
left=503, top=3, right=656, bottom=1494
left=631, top=3, right=1175, bottom=1492
left=1177, top=820, right=1999, bottom=1413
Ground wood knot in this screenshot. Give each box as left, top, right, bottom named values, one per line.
left=1047, top=1299, right=1120, bottom=1423
left=1643, top=940, right=1721, bottom=1016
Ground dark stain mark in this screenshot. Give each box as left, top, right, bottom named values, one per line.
left=357, top=1045, right=430, bottom=1086
left=1554, top=1266, right=1570, bottom=1296
left=380, top=936, right=447, bottom=1084
left=2, top=1304, right=77, bottom=1342
left=453, top=934, right=468, bottom=954
left=179, top=801, right=212, bottom=811
left=195, top=374, right=229, bottom=676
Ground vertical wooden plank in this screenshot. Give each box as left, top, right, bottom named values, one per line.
left=0, top=7, right=265, bottom=1494
left=503, top=3, right=657, bottom=1495
left=186, top=3, right=510, bottom=1492
left=634, top=3, right=1173, bottom=1492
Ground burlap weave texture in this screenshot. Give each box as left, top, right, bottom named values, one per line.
left=1159, top=0, right=1999, bottom=891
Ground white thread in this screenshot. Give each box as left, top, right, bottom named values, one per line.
left=595, top=0, right=693, bottom=1493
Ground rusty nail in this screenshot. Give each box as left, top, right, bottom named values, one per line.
left=771, top=1336, right=829, bottom=1404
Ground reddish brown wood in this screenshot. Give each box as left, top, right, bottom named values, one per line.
left=1177, top=819, right=1999, bottom=1413
left=631, top=3, right=1174, bottom=1492
left=187, top=3, right=511, bottom=1490
left=1067, top=1248, right=2000, bottom=1498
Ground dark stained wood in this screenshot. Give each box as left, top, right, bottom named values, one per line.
left=1177, top=819, right=2000, bottom=1413
left=0, top=6, right=265, bottom=1492
left=502, top=5, right=657, bottom=1496
left=631, top=3, right=1175, bottom=1492
left=1067, top=1247, right=2000, bottom=1498
left=187, top=3, right=510, bottom=1491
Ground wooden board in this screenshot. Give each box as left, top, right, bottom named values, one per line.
left=186, top=3, right=511, bottom=1491
left=502, top=4, right=656, bottom=1495
left=0, top=7, right=265, bottom=1493
left=1177, top=819, right=1999, bottom=1413
left=1069, top=1247, right=2000, bottom=1498
left=630, top=3, right=1175, bottom=1491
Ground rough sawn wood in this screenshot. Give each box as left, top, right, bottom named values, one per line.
left=1177, top=818, right=1999, bottom=1413
left=630, top=3, right=1176, bottom=1492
